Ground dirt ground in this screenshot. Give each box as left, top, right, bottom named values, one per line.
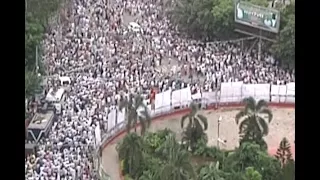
left=102, top=107, right=295, bottom=180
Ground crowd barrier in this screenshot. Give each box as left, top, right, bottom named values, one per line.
left=95, top=82, right=295, bottom=179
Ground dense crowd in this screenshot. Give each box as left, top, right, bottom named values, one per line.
left=25, top=0, right=295, bottom=179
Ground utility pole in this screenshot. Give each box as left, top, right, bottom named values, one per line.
left=217, top=116, right=222, bottom=148
left=258, top=30, right=262, bottom=62
left=36, top=45, right=39, bottom=74
left=240, top=39, right=243, bottom=58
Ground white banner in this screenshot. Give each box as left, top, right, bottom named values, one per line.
left=155, top=92, right=164, bottom=109
left=95, top=124, right=102, bottom=148
left=253, top=83, right=271, bottom=102
left=180, top=87, right=192, bottom=106
left=171, top=89, right=182, bottom=107
left=220, top=82, right=243, bottom=102
left=107, top=106, right=117, bottom=131
left=286, top=83, right=295, bottom=103
left=271, top=85, right=287, bottom=103
left=202, top=91, right=218, bottom=104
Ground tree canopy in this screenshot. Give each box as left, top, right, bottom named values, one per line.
left=271, top=2, right=295, bottom=68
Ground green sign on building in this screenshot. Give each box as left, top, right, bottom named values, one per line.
left=234, top=1, right=280, bottom=33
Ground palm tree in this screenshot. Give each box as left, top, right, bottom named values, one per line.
left=181, top=124, right=206, bottom=152
left=181, top=102, right=208, bottom=151
left=275, top=137, right=293, bottom=167
left=139, top=170, right=160, bottom=180
left=198, top=162, right=228, bottom=180
left=235, top=97, right=273, bottom=146
left=158, top=135, right=196, bottom=180
left=116, top=133, right=145, bottom=178
left=156, top=134, right=181, bottom=160
left=181, top=102, right=208, bottom=134
left=119, top=94, right=151, bottom=135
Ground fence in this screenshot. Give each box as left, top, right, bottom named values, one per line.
left=95, top=82, right=295, bottom=179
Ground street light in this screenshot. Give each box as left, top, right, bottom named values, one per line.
left=217, top=116, right=222, bottom=148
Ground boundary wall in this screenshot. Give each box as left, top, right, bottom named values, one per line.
left=95, top=82, right=295, bottom=179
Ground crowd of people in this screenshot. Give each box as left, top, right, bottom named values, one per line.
left=25, top=0, right=295, bottom=179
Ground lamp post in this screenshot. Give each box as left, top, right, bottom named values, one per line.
left=217, top=116, right=222, bottom=148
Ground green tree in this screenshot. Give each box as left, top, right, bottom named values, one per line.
left=25, top=0, right=66, bottom=101
left=243, top=167, right=262, bottom=180
left=224, top=143, right=281, bottom=180
left=274, top=137, right=293, bottom=167
left=271, top=2, right=295, bottom=68
left=181, top=103, right=208, bottom=136
left=181, top=103, right=208, bottom=151
left=25, top=70, right=42, bottom=99
left=159, top=139, right=196, bottom=180
left=144, top=129, right=174, bottom=153
left=139, top=170, right=160, bottom=180
left=226, top=171, right=244, bottom=180
left=235, top=97, right=273, bottom=148
left=199, top=162, right=228, bottom=180
left=25, top=0, right=65, bottom=71
left=117, top=133, right=145, bottom=178
left=156, top=134, right=181, bottom=160
left=169, top=0, right=268, bottom=40
left=119, top=94, right=151, bottom=135
left=25, top=17, right=45, bottom=71
left=278, top=159, right=295, bottom=180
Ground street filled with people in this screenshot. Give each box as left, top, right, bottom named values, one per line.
left=25, top=0, right=295, bottom=179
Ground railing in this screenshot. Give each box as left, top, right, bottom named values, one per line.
left=96, top=87, right=295, bottom=179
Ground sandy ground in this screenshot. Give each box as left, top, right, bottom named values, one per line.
left=101, top=107, right=295, bottom=180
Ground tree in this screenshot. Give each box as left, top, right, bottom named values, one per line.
left=119, top=94, right=151, bottom=135
left=199, top=162, right=228, bottom=180
left=25, top=70, right=42, bottom=99
left=25, top=0, right=66, bottom=102
left=25, top=16, right=45, bottom=71
left=181, top=103, right=208, bottom=135
left=140, top=154, right=163, bottom=180
left=156, top=134, right=181, bottom=160
left=235, top=97, right=273, bottom=148
left=278, top=159, right=295, bottom=180
left=139, top=170, right=160, bottom=180
left=144, top=129, right=174, bottom=153
left=181, top=102, right=208, bottom=151
left=117, top=133, right=145, bottom=178
left=223, top=143, right=281, bottom=180
left=243, top=167, right=262, bottom=180
left=158, top=135, right=196, bottom=180
left=25, top=0, right=64, bottom=72
left=169, top=0, right=268, bottom=40
left=274, top=137, right=293, bottom=167
left=271, top=2, right=295, bottom=68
